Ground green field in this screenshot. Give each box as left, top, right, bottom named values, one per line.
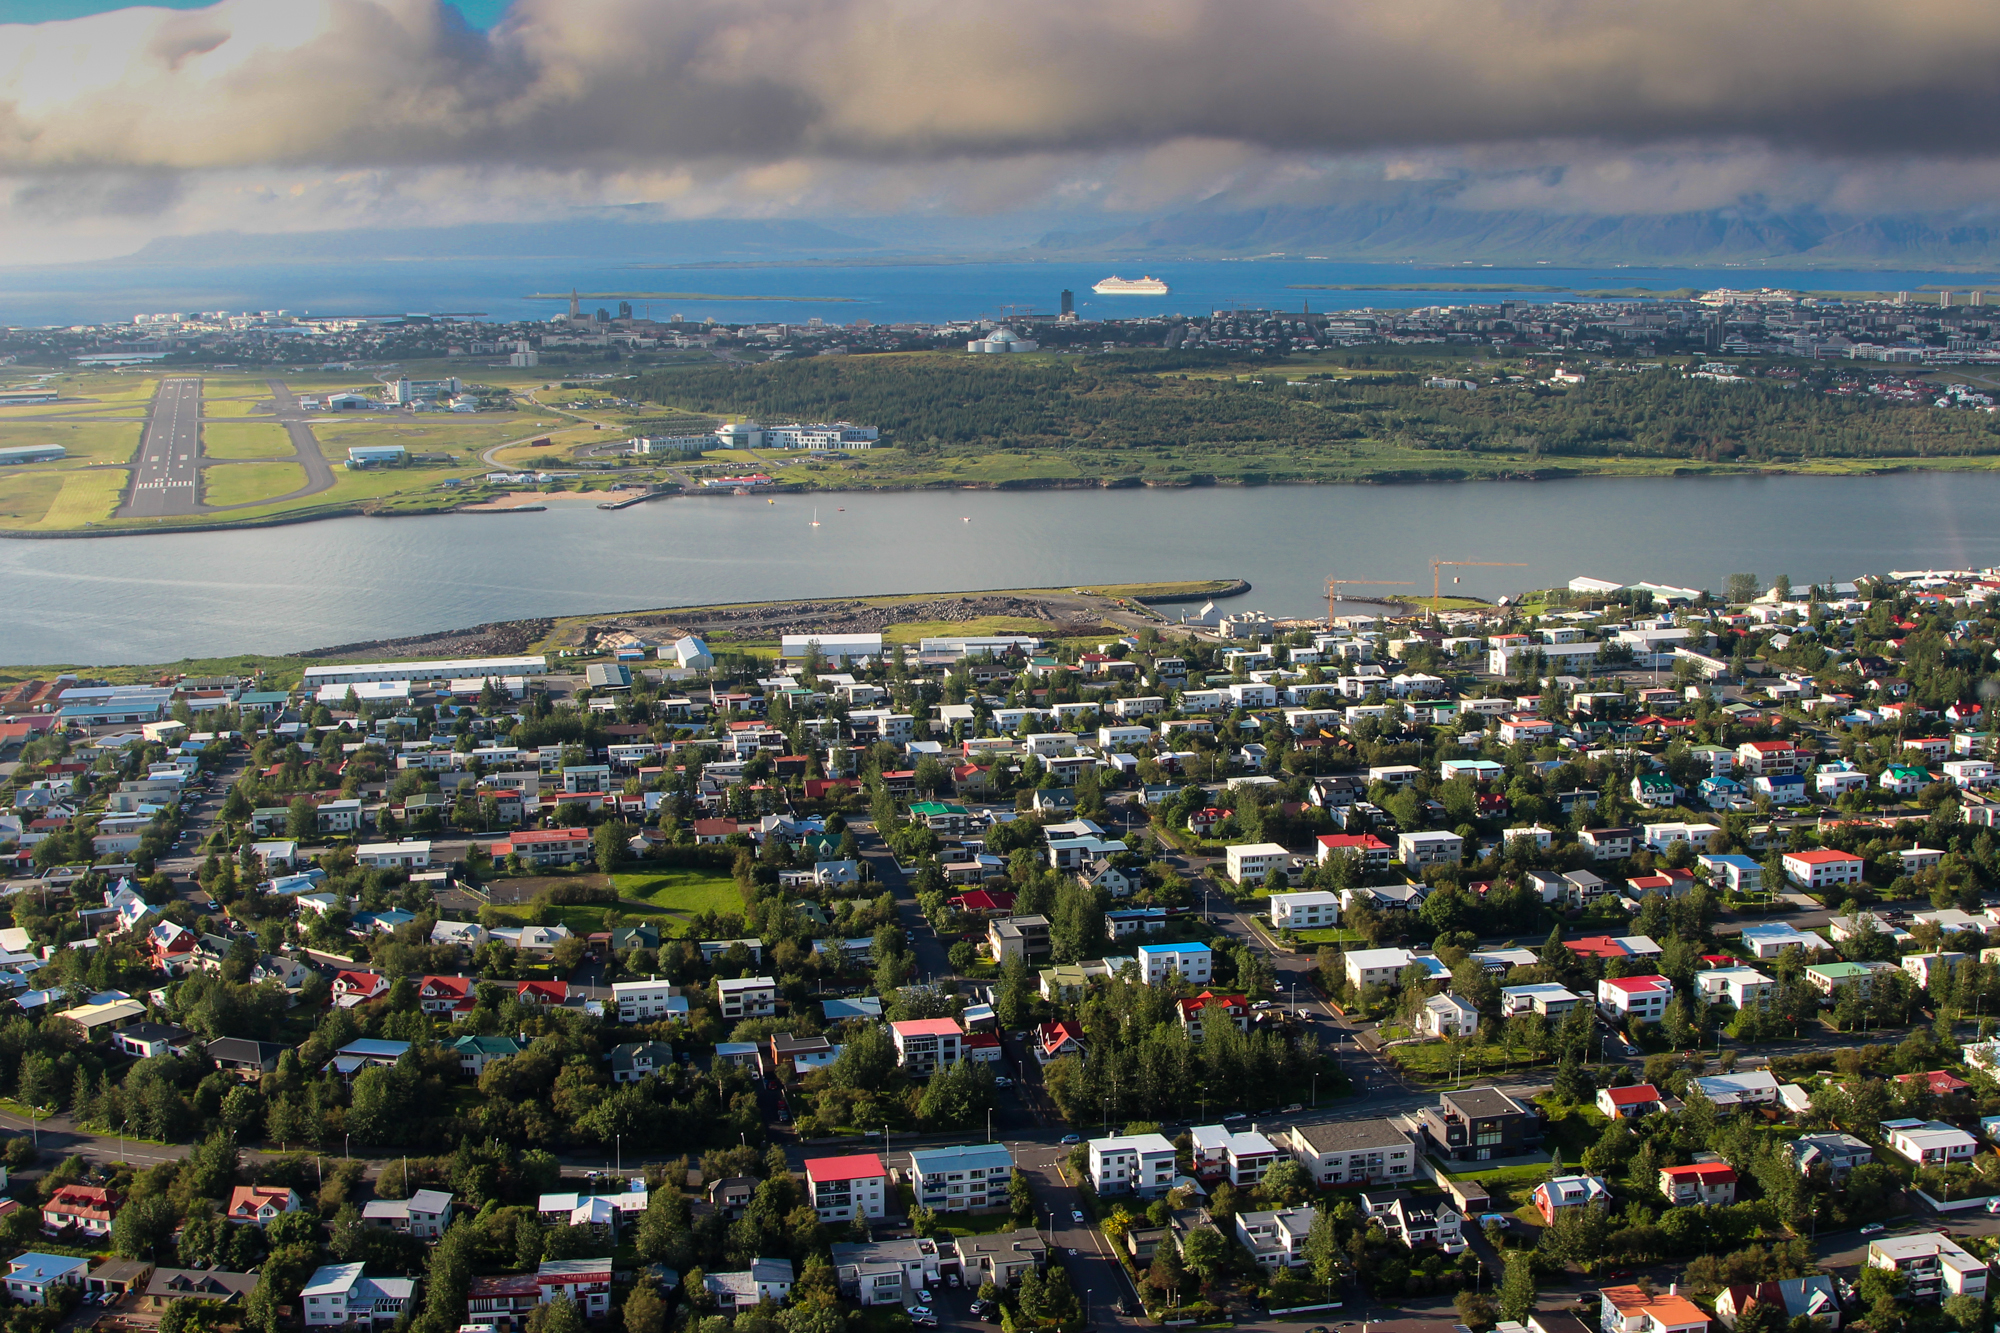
left=0, top=420, right=142, bottom=468
left=202, top=422, right=294, bottom=459
left=614, top=867, right=744, bottom=921
left=202, top=399, right=270, bottom=419
left=0, top=471, right=66, bottom=527
left=34, top=470, right=124, bottom=528
left=203, top=461, right=305, bottom=506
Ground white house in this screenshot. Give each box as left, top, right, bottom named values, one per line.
left=1269, top=891, right=1341, bottom=931
left=1597, top=975, right=1675, bottom=1024
left=1345, top=947, right=1416, bottom=992
left=612, top=979, right=686, bottom=1023
left=1136, top=942, right=1211, bottom=986
left=1088, top=1133, right=1177, bottom=1197
left=1695, top=966, right=1776, bottom=1009
left=1421, top=993, right=1480, bottom=1038
left=1692, top=1069, right=1780, bottom=1106
left=1737, top=922, right=1816, bottom=959
left=1397, top=830, right=1463, bottom=871
left=1225, top=843, right=1293, bottom=887
left=1883, top=1118, right=1979, bottom=1167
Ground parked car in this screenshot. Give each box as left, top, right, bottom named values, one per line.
left=1060, top=1134, right=1080, bottom=1145
left=1072, top=1210, right=1085, bottom=1223
left=1860, top=1223, right=1885, bottom=1235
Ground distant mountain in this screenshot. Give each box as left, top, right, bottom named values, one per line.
left=1035, top=189, right=2000, bottom=268
left=120, top=218, right=887, bottom=265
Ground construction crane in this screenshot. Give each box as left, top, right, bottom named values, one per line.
left=1327, top=576, right=1414, bottom=626
left=1430, top=559, right=1527, bottom=606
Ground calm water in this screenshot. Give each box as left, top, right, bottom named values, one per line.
left=0, top=257, right=1993, bottom=327
left=5, top=472, right=2000, bottom=666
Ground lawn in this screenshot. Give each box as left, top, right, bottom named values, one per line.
left=614, top=867, right=743, bottom=923
left=202, top=399, right=272, bottom=419
left=0, top=420, right=142, bottom=467
left=33, top=469, right=125, bottom=528
left=0, top=471, right=66, bottom=527
left=1385, top=1040, right=1551, bottom=1083
left=203, top=461, right=305, bottom=506
left=1290, top=926, right=1366, bottom=945
left=1435, top=1158, right=1555, bottom=1185
left=203, top=422, right=294, bottom=459
left=880, top=616, right=1064, bottom=645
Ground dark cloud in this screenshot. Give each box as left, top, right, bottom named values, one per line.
left=3, top=0, right=2000, bottom=175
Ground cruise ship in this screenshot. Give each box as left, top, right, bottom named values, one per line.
left=1092, top=275, right=1170, bottom=295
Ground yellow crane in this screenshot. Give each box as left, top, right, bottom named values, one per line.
left=1430, top=559, right=1527, bottom=606
left=1327, top=576, right=1414, bottom=626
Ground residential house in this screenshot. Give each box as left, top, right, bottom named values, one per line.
left=608, top=1041, right=675, bottom=1084
left=612, top=979, right=686, bottom=1023
left=1359, top=1190, right=1465, bottom=1253
left=1599, top=1284, right=1714, bottom=1333
left=1867, top=1232, right=1988, bottom=1301
left=1783, top=1133, right=1873, bottom=1181
left=954, top=1230, right=1046, bottom=1289
left=1087, top=1133, right=1177, bottom=1197
left=1597, top=975, right=1675, bottom=1025
left=1137, top=941, right=1211, bottom=986
left=1421, top=993, right=1481, bottom=1038
left=538, top=1258, right=617, bottom=1320
left=716, top=976, right=777, bottom=1021
left=1501, top=984, right=1583, bottom=1019
left=986, top=915, right=1052, bottom=964
left=1235, top=1206, right=1316, bottom=1270
left=225, top=1186, right=302, bottom=1225
left=1597, top=1085, right=1664, bottom=1119
left=804, top=1155, right=887, bottom=1222
left=1225, top=843, right=1292, bottom=887
left=1660, top=1163, right=1737, bottom=1206
left=450, top=1034, right=524, bottom=1077
left=1192, top=1125, right=1283, bottom=1187
left=1418, top=1086, right=1538, bottom=1162
left=1315, top=833, right=1394, bottom=873
left=1269, top=891, right=1341, bottom=931
left=1277, top=1119, right=1417, bottom=1187
left=1883, top=1118, right=1979, bottom=1167
left=1781, top=849, right=1864, bottom=891
left=1715, top=1278, right=1842, bottom=1331
left=43, top=1185, right=118, bottom=1238
left=890, top=1018, right=964, bottom=1075
left=301, top=1263, right=416, bottom=1326
left=909, top=1143, right=1013, bottom=1214
left=4, top=1254, right=87, bottom=1306
left=360, top=1190, right=454, bottom=1242
left=1533, top=1175, right=1611, bottom=1224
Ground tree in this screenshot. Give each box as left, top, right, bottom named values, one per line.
left=1180, top=1226, right=1228, bottom=1289
left=1260, top=1159, right=1311, bottom=1206
left=1008, top=1169, right=1037, bottom=1227
left=1498, top=1250, right=1536, bottom=1323
left=527, top=1294, right=585, bottom=1333
left=625, top=1286, right=667, bottom=1333
left=112, top=1193, right=178, bottom=1258
left=594, top=822, right=629, bottom=876
left=1551, top=1054, right=1593, bottom=1104
left=1732, top=1300, right=1785, bottom=1333
left=1144, top=1246, right=1186, bottom=1305
left=1303, top=1207, right=1342, bottom=1293
left=287, top=796, right=316, bottom=842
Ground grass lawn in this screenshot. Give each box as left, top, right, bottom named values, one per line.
left=203, top=461, right=305, bottom=505
left=1290, top=926, right=1366, bottom=945
left=1437, top=1158, right=1554, bottom=1185
left=939, top=1210, right=1023, bottom=1238
left=1386, top=1040, right=1550, bottom=1083
left=35, top=469, right=126, bottom=528
left=202, top=399, right=273, bottom=419
left=0, top=420, right=141, bottom=466
left=0, top=470, right=68, bottom=527
left=614, top=867, right=743, bottom=922
left=203, top=422, right=295, bottom=458
left=880, top=616, right=1066, bottom=645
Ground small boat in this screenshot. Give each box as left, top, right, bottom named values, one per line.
left=837, top=507, right=845, bottom=512
left=962, top=516, right=971, bottom=522
left=811, top=508, right=820, bottom=528
left=767, top=498, right=775, bottom=504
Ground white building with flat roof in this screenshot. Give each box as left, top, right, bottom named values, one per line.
left=1269, top=891, right=1340, bottom=930
left=1088, top=1133, right=1177, bottom=1197
left=908, top=1143, right=1014, bottom=1213
left=302, top=657, right=547, bottom=687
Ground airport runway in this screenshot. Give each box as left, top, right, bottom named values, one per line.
left=117, top=377, right=204, bottom=518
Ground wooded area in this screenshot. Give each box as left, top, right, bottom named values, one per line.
left=632, top=356, right=2000, bottom=482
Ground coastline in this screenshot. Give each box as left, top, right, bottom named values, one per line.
left=4, top=454, right=1994, bottom=540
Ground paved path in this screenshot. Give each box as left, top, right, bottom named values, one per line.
left=195, top=378, right=336, bottom=512
left=116, top=377, right=203, bottom=517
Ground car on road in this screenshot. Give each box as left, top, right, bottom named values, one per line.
left=1860, top=1223, right=1885, bottom=1235
left=1071, top=1210, right=1085, bottom=1223
left=1222, top=1111, right=1247, bottom=1123
left=1065, top=1248, right=1077, bottom=1257
left=994, top=1076, right=1013, bottom=1088
left=1060, top=1134, right=1080, bottom=1145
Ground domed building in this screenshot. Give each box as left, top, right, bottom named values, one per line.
left=966, top=326, right=1039, bottom=354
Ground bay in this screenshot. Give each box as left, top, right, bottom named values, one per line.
left=0, top=256, right=1993, bottom=328
left=5, top=472, right=1999, bottom=666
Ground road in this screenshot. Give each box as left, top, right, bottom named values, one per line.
left=116, top=377, right=204, bottom=517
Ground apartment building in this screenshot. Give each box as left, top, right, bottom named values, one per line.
left=1087, top=1133, right=1177, bottom=1198
left=716, top=976, right=777, bottom=1021
left=804, top=1154, right=888, bottom=1223
left=1278, top=1118, right=1417, bottom=1187
left=889, top=1018, right=965, bottom=1076
left=908, top=1143, right=1013, bottom=1213
left=1867, top=1232, right=1988, bottom=1301
left=1136, top=942, right=1212, bottom=986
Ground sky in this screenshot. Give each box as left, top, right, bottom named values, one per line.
left=8, top=0, right=2000, bottom=264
